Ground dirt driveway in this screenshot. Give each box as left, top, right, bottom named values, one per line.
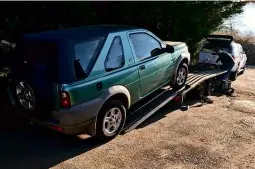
left=1, top=67, right=255, bottom=169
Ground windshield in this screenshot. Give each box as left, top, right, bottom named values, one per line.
left=74, top=37, right=104, bottom=79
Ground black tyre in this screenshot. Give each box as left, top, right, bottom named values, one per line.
left=9, top=79, right=36, bottom=115
left=230, top=71, right=238, bottom=81
left=173, top=63, right=188, bottom=90
left=240, top=67, right=245, bottom=75
left=95, top=100, right=126, bottom=141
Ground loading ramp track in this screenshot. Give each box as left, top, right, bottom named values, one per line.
left=122, top=69, right=227, bottom=134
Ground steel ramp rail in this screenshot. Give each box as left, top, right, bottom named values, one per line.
left=183, top=69, right=227, bottom=95
left=122, top=87, right=184, bottom=134
left=122, top=69, right=227, bottom=134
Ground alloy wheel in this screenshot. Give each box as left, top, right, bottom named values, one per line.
left=16, top=81, right=35, bottom=110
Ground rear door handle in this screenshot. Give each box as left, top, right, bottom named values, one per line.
left=139, top=65, right=145, bottom=70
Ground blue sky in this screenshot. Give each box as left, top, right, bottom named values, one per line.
left=223, top=2, right=255, bottom=35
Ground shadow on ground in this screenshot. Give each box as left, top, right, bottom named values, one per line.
left=0, top=125, right=104, bottom=169
left=0, top=86, right=226, bottom=169
left=0, top=89, right=104, bottom=169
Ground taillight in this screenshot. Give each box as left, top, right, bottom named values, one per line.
left=232, top=55, right=236, bottom=60
left=59, top=91, right=71, bottom=108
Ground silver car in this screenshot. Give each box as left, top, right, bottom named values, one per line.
left=198, top=35, right=247, bottom=80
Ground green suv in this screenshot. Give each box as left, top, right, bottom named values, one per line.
left=9, top=25, right=190, bottom=140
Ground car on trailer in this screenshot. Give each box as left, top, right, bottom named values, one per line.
left=198, top=35, right=247, bottom=80
left=8, top=25, right=190, bottom=140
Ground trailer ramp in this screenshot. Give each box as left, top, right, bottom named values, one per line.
left=122, top=69, right=227, bottom=134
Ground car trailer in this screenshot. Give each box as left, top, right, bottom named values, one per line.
left=122, top=66, right=228, bottom=134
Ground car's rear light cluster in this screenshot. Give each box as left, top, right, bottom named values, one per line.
left=59, top=91, right=71, bottom=108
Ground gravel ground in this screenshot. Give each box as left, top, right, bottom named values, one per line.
left=1, top=66, right=255, bottom=169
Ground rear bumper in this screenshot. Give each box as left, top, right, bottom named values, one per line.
left=46, top=118, right=97, bottom=135
left=19, top=97, right=104, bottom=136
left=20, top=112, right=97, bottom=135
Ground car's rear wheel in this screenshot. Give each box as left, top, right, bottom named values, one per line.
left=95, top=100, right=126, bottom=141
left=173, top=63, right=188, bottom=90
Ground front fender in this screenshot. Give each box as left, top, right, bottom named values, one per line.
left=174, top=53, right=190, bottom=72
left=171, top=52, right=190, bottom=85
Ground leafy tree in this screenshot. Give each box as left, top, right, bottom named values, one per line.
left=0, top=1, right=246, bottom=62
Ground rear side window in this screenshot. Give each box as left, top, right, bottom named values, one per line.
left=129, top=33, right=161, bottom=60
left=74, top=38, right=104, bottom=79
left=105, top=36, right=125, bottom=71
left=74, top=39, right=101, bottom=73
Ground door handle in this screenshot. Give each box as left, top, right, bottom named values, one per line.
left=139, top=65, right=145, bottom=70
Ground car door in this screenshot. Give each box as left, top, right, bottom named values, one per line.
left=128, top=32, right=173, bottom=97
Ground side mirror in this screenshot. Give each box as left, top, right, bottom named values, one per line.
left=151, top=48, right=161, bottom=56
left=165, top=45, right=175, bottom=53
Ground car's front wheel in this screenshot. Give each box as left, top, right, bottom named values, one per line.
left=95, top=100, right=126, bottom=141
left=173, top=63, right=188, bottom=90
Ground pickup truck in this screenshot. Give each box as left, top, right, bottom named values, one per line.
left=9, top=25, right=190, bottom=140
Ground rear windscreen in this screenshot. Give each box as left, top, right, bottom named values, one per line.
left=202, top=42, right=231, bottom=53
left=21, top=40, right=59, bottom=81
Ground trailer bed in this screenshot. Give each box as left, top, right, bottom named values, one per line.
left=122, top=68, right=227, bottom=134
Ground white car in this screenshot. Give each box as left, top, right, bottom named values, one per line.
left=198, top=35, right=247, bottom=80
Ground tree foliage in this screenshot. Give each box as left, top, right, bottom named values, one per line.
left=0, top=2, right=246, bottom=58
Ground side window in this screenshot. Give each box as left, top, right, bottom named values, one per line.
left=105, top=36, right=125, bottom=71
left=74, top=39, right=101, bottom=73
left=129, top=33, right=162, bottom=60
